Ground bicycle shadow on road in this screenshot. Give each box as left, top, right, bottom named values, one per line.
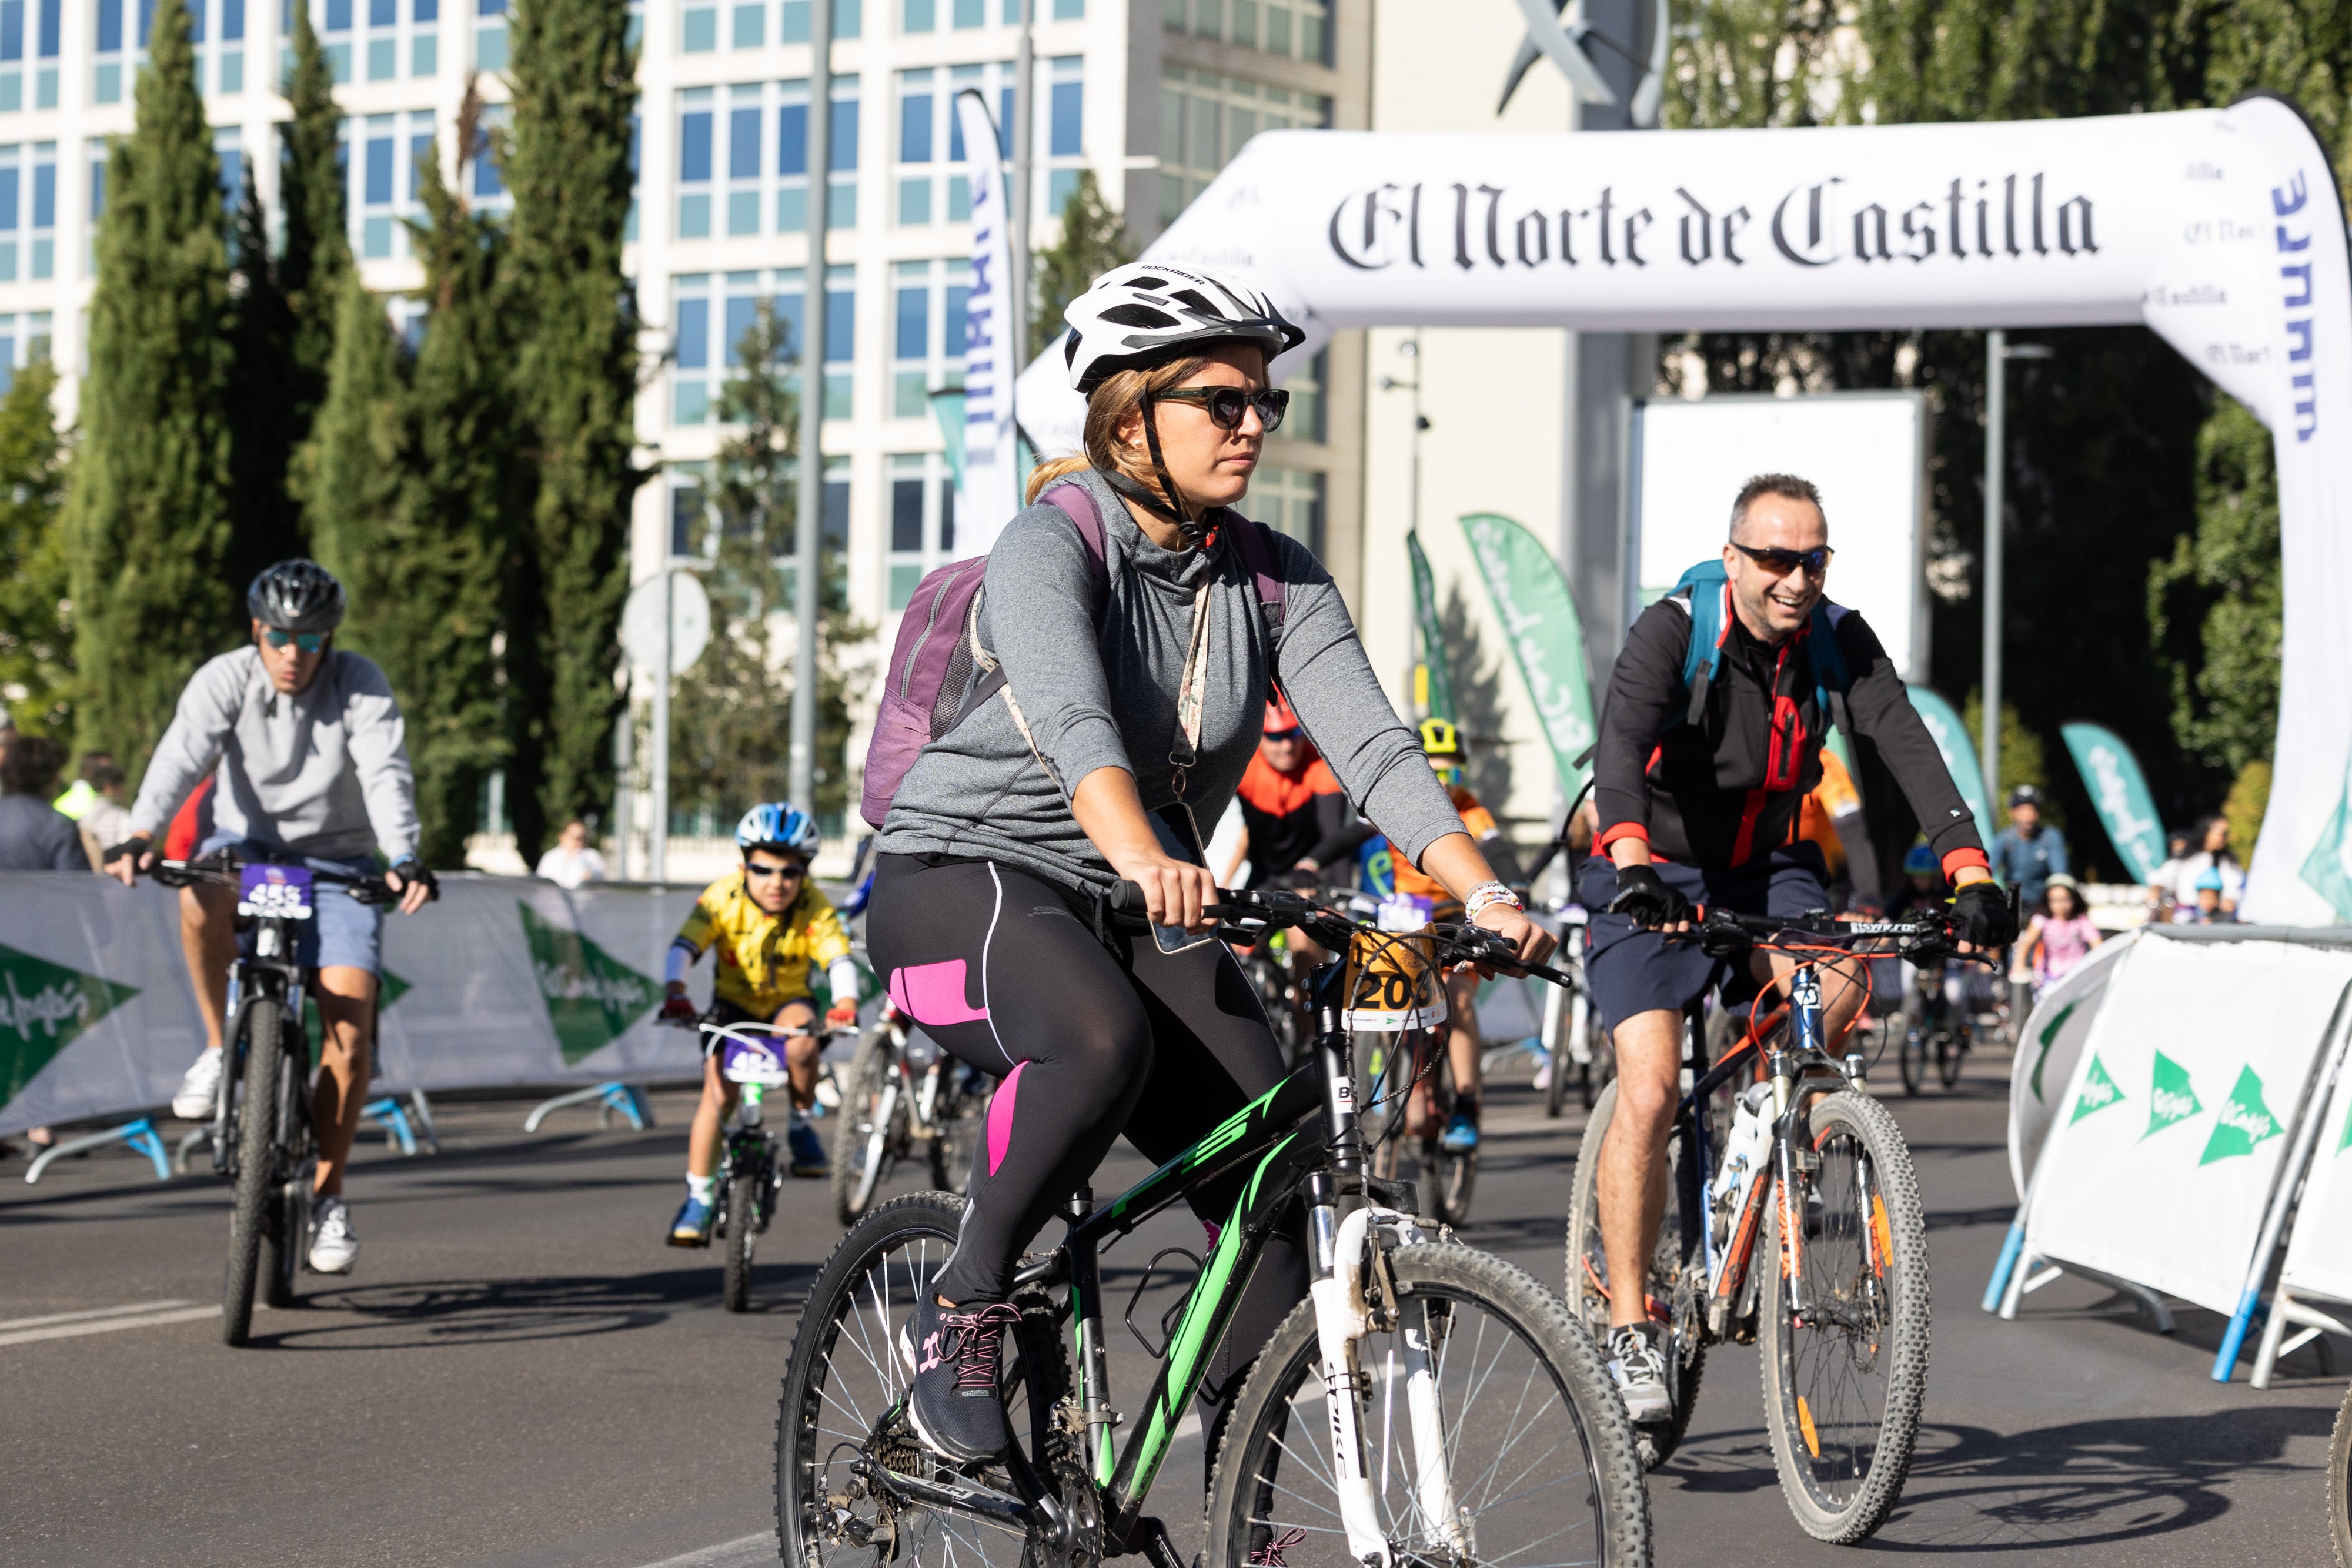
left=1659, top=1403, right=2336, bottom=1552
left=232, top=1262, right=822, bottom=1350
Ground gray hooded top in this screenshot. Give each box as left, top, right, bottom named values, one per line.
left=876, top=465, right=1465, bottom=895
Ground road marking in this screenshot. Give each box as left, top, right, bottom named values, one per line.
left=0, top=1302, right=221, bottom=1346
left=632, top=1534, right=776, bottom=1568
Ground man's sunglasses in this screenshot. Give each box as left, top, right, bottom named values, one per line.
left=263, top=629, right=327, bottom=653
left=1263, top=726, right=1304, bottom=743
left=744, top=861, right=807, bottom=881
left=1154, top=386, right=1290, bottom=433
left=1732, top=542, right=1835, bottom=577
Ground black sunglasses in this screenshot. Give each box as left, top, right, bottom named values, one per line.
left=744, top=860, right=807, bottom=881
left=1732, top=541, right=1835, bottom=577
left=1263, top=726, right=1304, bottom=743
left=1154, top=386, right=1289, bottom=433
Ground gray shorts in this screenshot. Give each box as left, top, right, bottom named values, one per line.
left=199, top=834, right=386, bottom=975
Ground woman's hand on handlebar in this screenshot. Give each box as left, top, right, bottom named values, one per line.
left=1469, top=901, right=1556, bottom=978
left=1112, top=850, right=1218, bottom=934
left=102, top=835, right=156, bottom=887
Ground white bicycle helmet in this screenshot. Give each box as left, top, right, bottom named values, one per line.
left=1061, top=262, right=1305, bottom=395
left=737, top=803, right=821, bottom=858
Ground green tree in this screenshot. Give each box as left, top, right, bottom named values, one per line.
left=2148, top=394, right=2282, bottom=775
left=501, top=0, right=643, bottom=861
left=0, top=362, right=71, bottom=738
left=64, top=0, right=236, bottom=780
left=304, top=136, right=519, bottom=867
left=280, top=5, right=351, bottom=423
left=1030, top=169, right=1135, bottom=357
left=668, top=305, right=873, bottom=825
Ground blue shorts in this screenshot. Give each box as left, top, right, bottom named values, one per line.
left=1575, top=846, right=1832, bottom=1032
left=199, top=834, right=386, bottom=975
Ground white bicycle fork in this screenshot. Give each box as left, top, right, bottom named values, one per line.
left=1312, top=1208, right=1462, bottom=1568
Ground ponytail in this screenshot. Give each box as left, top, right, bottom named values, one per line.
left=1021, top=353, right=1215, bottom=509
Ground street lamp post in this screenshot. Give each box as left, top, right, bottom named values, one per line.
left=789, top=0, right=833, bottom=820
left=1379, top=336, right=1430, bottom=708
left=1981, top=329, right=2053, bottom=812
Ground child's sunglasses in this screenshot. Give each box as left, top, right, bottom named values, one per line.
left=1154, top=386, right=1290, bottom=433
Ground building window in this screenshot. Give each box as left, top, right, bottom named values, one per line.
left=670, top=464, right=713, bottom=557
left=28, top=138, right=49, bottom=280
left=889, top=256, right=968, bottom=419
left=1044, top=53, right=1081, bottom=216
left=885, top=451, right=957, bottom=609
left=1284, top=346, right=1327, bottom=443
left=670, top=266, right=851, bottom=428
left=1160, top=66, right=1328, bottom=225
left=901, top=0, right=931, bottom=31
left=1165, top=0, right=1328, bottom=65
left=476, top=0, right=506, bottom=69
left=0, top=144, right=18, bottom=282
left=1255, top=466, right=1325, bottom=559
left=897, top=61, right=1015, bottom=226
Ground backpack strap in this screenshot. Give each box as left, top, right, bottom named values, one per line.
left=1665, top=581, right=1732, bottom=730
left=1220, top=512, right=1289, bottom=638
left=1807, top=600, right=1855, bottom=738
left=958, top=484, right=1114, bottom=726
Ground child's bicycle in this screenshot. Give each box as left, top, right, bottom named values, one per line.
left=683, top=1014, right=854, bottom=1312
left=776, top=882, right=1652, bottom=1568
left=1563, top=898, right=2007, bottom=1543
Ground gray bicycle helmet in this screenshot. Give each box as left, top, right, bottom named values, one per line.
left=247, top=559, right=347, bottom=632
left=1062, top=262, right=1305, bottom=395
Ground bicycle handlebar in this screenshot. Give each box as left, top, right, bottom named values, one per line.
left=149, top=854, right=399, bottom=906
left=1105, top=879, right=1574, bottom=988
left=1687, top=903, right=1990, bottom=964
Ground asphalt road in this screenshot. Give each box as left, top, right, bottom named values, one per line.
left=3, top=1040, right=2344, bottom=1567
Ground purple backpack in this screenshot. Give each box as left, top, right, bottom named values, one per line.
left=861, top=480, right=1290, bottom=830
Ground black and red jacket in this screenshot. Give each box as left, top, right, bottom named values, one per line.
left=1594, top=597, right=1987, bottom=877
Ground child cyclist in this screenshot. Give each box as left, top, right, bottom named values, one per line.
left=1387, top=718, right=1524, bottom=1154
left=660, top=803, right=861, bottom=1245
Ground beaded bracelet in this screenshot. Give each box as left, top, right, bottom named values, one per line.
left=1464, top=881, right=1523, bottom=920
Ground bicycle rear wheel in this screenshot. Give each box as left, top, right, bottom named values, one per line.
left=776, top=1193, right=1093, bottom=1568
left=1937, top=1025, right=1966, bottom=1089
left=1759, top=1089, right=1930, bottom=1543
left=223, top=998, right=285, bottom=1348
left=1205, top=1242, right=1649, bottom=1568
left=1897, top=1024, right=1926, bottom=1096
left=1563, top=1080, right=1705, bottom=1469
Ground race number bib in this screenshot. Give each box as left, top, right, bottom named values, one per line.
left=1341, top=930, right=1448, bottom=1032
left=237, top=864, right=315, bottom=920
left=719, top=1036, right=791, bottom=1086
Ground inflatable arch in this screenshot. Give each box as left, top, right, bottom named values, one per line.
left=1014, top=96, right=2351, bottom=924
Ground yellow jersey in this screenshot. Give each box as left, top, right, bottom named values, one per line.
left=675, top=872, right=853, bottom=1017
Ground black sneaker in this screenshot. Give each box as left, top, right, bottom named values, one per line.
left=1606, top=1323, right=1673, bottom=1425
left=899, top=1296, right=1022, bottom=1463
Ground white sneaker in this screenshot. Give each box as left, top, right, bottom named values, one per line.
left=309, top=1196, right=359, bottom=1274
left=172, top=1050, right=225, bottom=1120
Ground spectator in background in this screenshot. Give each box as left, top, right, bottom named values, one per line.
left=2173, top=867, right=2236, bottom=925
left=55, top=753, right=132, bottom=872
left=2012, top=873, right=2103, bottom=995
left=2147, top=828, right=2193, bottom=920
left=535, top=819, right=610, bottom=888
left=1989, top=784, right=2069, bottom=908
left=2155, top=815, right=2244, bottom=917
left=0, top=735, right=88, bottom=871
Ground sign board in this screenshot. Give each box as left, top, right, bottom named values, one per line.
left=2022, top=930, right=2352, bottom=1316
left=2277, top=1027, right=2352, bottom=1306
left=1632, top=392, right=1927, bottom=679
left=621, top=569, right=711, bottom=678
left=2006, top=931, right=2135, bottom=1199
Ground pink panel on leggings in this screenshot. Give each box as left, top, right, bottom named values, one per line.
left=987, top=1061, right=1027, bottom=1176
left=888, top=959, right=990, bottom=1027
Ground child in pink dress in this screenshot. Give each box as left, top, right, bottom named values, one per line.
left=2013, top=874, right=2103, bottom=995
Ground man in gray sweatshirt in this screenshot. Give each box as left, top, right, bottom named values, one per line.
left=106, top=561, right=435, bottom=1276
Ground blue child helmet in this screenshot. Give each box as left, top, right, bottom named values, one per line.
left=1902, top=842, right=1939, bottom=878
left=737, top=803, right=821, bottom=858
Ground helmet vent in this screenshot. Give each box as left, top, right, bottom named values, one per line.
left=1100, top=303, right=1178, bottom=329
left=1167, top=289, right=1219, bottom=315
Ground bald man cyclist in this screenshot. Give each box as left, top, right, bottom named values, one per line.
left=1581, top=473, right=2014, bottom=1428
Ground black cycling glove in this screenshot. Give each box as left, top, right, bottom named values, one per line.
left=103, top=835, right=152, bottom=868
left=1607, top=863, right=1691, bottom=930
left=1951, top=879, right=2016, bottom=947
left=389, top=858, right=440, bottom=902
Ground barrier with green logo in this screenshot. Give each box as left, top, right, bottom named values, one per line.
left=1992, top=926, right=2352, bottom=1378
left=0, top=872, right=734, bottom=1138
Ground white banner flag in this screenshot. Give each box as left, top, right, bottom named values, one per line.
left=953, top=88, right=1020, bottom=559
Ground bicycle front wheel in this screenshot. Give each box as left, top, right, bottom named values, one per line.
left=223, top=998, right=285, bottom=1348
left=721, top=1166, right=759, bottom=1312
left=1759, top=1089, right=1931, bottom=1543
left=1206, top=1242, right=1649, bottom=1568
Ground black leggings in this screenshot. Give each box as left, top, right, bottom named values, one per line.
left=866, top=852, right=1309, bottom=1464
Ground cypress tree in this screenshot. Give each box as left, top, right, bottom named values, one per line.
left=0, top=361, right=70, bottom=738
left=280, top=4, right=351, bottom=419
left=226, top=166, right=304, bottom=586
left=502, top=0, right=643, bottom=861
left=64, top=0, right=236, bottom=779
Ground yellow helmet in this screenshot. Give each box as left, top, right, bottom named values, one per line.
left=1418, top=718, right=1461, bottom=758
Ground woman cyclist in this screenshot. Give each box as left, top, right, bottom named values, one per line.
left=867, top=262, right=1552, bottom=1470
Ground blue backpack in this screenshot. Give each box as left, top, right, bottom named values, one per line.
left=1663, top=558, right=1854, bottom=737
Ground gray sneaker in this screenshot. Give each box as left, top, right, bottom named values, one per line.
left=898, top=1297, right=1021, bottom=1463
left=1606, top=1323, right=1672, bottom=1425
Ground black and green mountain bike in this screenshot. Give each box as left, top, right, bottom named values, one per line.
left=776, top=884, right=1652, bottom=1568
